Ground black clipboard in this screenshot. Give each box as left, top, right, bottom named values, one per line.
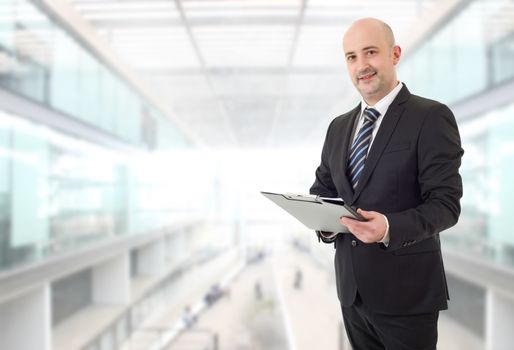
left=261, top=191, right=364, bottom=233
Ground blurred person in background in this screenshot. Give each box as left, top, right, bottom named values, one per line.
left=182, top=305, right=196, bottom=329
left=293, top=268, right=303, bottom=290
left=310, top=18, right=463, bottom=350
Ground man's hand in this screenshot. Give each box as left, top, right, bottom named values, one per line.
left=340, top=209, right=387, bottom=244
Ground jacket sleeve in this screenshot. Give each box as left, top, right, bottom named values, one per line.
left=385, top=104, right=464, bottom=251
left=310, top=119, right=339, bottom=198
left=310, top=120, right=339, bottom=244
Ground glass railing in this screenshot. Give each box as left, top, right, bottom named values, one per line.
left=0, top=0, right=188, bottom=149
left=0, top=110, right=203, bottom=273
left=442, top=101, right=514, bottom=269
left=397, top=0, right=514, bottom=268
left=399, top=0, right=514, bottom=106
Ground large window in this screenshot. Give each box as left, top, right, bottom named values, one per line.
left=398, top=0, right=514, bottom=268
left=0, top=0, right=194, bottom=272
left=0, top=0, right=188, bottom=149
left=446, top=102, right=514, bottom=267
left=399, top=0, right=513, bottom=105
left=0, top=110, right=201, bottom=273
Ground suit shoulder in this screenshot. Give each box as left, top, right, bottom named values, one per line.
left=329, top=108, right=358, bottom=128
left=407, top=94, right=450, bottom=111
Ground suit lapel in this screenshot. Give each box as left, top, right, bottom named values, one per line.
left=351, top=86, right=410, bottom=203
left=340, top=104, right=361, bottom=197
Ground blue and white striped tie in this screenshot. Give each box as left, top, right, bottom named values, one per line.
left=347, top=107, right=380, bottom=189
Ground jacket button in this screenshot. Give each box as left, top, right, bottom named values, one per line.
left=351, top=240, right=357, bottom=247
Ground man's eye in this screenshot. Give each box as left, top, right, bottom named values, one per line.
left=366, top=50, right=376, bottom=55
left=347, top=56, right=355, bottom=61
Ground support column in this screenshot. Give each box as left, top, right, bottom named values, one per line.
left=92, top=253, right=130, bottom=304
left=486, top=289, right=514, bottom=350
left=0, top=285, right=51, bottom=350
left=166, top=230, right=187, bottom=264
left=137, top=239, right=166, bottom=276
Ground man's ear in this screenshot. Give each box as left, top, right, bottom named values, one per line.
left=392, top=45, right=402, bottom=65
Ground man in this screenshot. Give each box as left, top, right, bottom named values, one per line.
left=310, top=18, right=463, bottom=350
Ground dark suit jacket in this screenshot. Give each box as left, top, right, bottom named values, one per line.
left=310, top=85, right=463, bottom=315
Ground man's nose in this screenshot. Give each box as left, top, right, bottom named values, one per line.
left=356, top=57, right=370, bottom=71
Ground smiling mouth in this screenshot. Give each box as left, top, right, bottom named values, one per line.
left=358, top=72, right=377, bottom=81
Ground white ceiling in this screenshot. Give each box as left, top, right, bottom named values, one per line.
left=69, top=0, right=437, bottom=148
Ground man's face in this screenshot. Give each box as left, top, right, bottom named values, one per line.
left=343, top=22, right=401, bottom=104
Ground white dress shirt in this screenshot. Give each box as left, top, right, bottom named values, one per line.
left=321, top=82, right=404, bottom=246
left=352, top=81, right=404, bottom=151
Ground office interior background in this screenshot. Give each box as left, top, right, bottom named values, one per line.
left=1, top=0, right=514, bottom=349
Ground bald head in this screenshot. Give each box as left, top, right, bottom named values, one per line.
left=344, top=18, right=396, bottom=48
left=342, top=18, right=401, bottom=105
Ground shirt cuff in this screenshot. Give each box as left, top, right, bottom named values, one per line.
left=378, top=215, right=390, bottom=247
left=316, top=230, right=338, bottom=242
left=320, top=231, right=338, bottom=239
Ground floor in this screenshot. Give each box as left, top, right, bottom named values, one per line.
left=162, top=243, right=484, bottom=350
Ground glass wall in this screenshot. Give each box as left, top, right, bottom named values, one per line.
left=0, top=0, right=197, bottom=272
left=0, top=0, right=187, bottom=149
left=399, top=0, right=514, bottom=268
left=0, top=110, right=206, bottom=272
left=449, top=102, right=514, bottom=266
left=399, top=0, right=513, bottom=105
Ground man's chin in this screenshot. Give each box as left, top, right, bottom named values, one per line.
left=357, top=86, right=379, bottom=98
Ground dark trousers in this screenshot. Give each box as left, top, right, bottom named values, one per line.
left=342, top=294, right=439, bottom=350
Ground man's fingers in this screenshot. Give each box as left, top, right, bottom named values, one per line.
left=342, top=219, right=377, bottom=235
left=340, top=216, right=354, bottom=225
left=342, top=219, right=367, bottom=233
left=357, top=209, right=378, bottom=220
left=341, top=209, right=387, bottom=244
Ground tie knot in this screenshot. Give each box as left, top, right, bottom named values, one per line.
left=364, top=108, right=380, bottom=123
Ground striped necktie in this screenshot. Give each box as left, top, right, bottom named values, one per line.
left=347, top=107, right=380, bottom=189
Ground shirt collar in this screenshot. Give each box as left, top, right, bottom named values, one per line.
left=360, top=81, right=403, bottom=118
